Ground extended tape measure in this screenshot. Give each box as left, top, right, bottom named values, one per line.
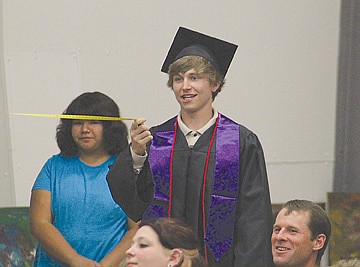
left=9, top=113, right=137, bottom=121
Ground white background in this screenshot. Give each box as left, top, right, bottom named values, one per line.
left=0, top=1, right=340, bottom=208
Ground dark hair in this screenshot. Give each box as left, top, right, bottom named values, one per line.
left=139, top=218, right=206, bottom=267
left=56, top=91, right=128, bottom=157
left=167, top=56, right=225, bottom=101
left=283, top=199, right=331, bottom=264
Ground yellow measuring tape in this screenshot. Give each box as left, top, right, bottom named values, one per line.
left=9, top=113, right=137, bottom=121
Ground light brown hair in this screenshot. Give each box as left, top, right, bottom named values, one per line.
left=167, top=56, right=225, bottom=101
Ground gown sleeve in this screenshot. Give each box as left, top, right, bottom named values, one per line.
left=233, top=130, right=275, bottom=267
left=106, top=145, right=154, bottom=222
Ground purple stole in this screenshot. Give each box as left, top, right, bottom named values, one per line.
left=144, top=114, right=240, bottom=261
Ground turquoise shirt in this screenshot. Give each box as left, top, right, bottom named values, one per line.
left=32, top=154, right=127, bottom=267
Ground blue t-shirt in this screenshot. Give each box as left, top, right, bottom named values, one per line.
left=32, top=154, right=128, bottom=267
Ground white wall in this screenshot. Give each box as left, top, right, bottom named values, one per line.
left=1, top=1, right=340, bottom=207
left=0, top=1, right=15, bottom=206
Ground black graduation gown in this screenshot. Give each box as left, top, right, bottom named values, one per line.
left=107, top=116, right=274, bottom=267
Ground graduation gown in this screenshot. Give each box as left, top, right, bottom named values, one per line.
left=107, top=115, right=274, bottom=267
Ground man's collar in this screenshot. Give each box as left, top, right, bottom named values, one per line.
left=177, top=110, right=219, bottom=135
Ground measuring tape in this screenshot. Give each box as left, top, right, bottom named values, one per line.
left=8, top=113, right=137, bottom=121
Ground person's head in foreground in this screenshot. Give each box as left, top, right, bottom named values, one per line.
left=125, top=218, right=206, bottom=267
left=272, top=199, right=331, bottom=267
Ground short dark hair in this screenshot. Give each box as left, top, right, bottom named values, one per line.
left=56, top=91, right=128, bottom=157
left=139, top=218, right=206, bottom=267
left=167, top=56, right=225, bottom=101
left=283, top=199, right=331, bottom=264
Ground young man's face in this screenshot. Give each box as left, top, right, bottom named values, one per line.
left=272, top=208, right=320, bottom=267
left=172, top=69, right=219, bottom=116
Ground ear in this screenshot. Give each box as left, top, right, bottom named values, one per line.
left=313, top=234, right=326, bottom=251
left=211, top=82, right=221, bottom=93
left=168, top=248, right=183, bottom=266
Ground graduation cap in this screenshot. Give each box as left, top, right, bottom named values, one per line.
left=161, top=27, right=238, bottom=77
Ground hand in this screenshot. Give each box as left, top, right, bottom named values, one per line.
left=130, top=118, right=153, bottom=156
left=70, top=255, right=102, bottom=267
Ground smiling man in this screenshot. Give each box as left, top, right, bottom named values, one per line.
left=107, top=27, right=274, bottom=266
left=272, top=199, right=331, bottom=267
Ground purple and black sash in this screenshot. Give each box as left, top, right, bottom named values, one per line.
left=144, top=113, right=240, bottom=261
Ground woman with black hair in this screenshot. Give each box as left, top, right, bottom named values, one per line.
left=30, top=92, right=136, bottom=267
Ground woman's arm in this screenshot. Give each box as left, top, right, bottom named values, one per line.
left=30, top=189, right=101, bottom=267
left=99, top=218, right=138, bottom=267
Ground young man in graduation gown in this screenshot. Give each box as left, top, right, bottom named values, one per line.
left=107, top=27, right=274, bottom=267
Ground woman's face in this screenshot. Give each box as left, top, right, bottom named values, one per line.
left=71, top=120, right=106, bottom=156
left=126, top=226, right=170, bottom=267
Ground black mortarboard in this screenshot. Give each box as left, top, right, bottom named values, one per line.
left=161, top=27, right=238, bottom=77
